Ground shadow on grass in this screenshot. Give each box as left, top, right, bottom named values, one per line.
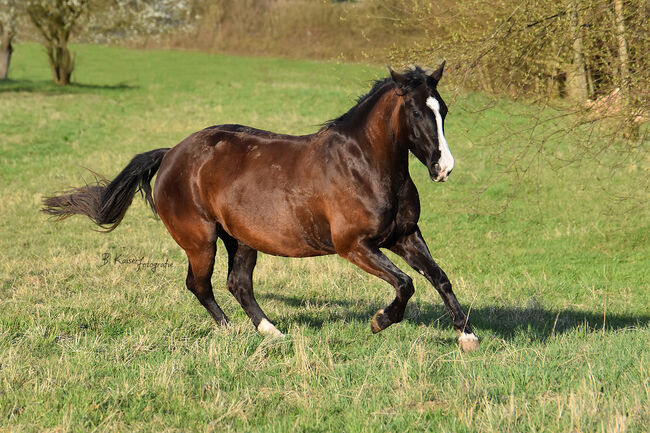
left=0, top=79, right=138, bottom=94
left=260, top=292, right=650, bottom=341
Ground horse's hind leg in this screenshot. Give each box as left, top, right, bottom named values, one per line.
left=164, top=216, right=228, bottom=325
left=185, top=241, right=229, bottom=325
left=221, top=232, right=283, bottom=337
left=154, top=157, right=228, bottom=325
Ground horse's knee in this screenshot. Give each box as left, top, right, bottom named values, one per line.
left=227, top=274, right=253, bottom=306
left=226, top=277, right=236, bottom=295
left=187, top=276, right=214, bottom=301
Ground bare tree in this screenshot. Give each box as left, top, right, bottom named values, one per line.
left=26, top=0, right=88, bottom=85
left=0, top=0, right=18, bottom=80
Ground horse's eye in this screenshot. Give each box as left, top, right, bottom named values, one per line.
left=412, top=110, right=420, bottom=118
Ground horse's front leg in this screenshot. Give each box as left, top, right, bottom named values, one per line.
left=390, top=227, right=479, bottom=352
left=339, top=239, right=414, bottom=333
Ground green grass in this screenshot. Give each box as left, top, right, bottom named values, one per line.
left=1, top=43, right=648, bottom=432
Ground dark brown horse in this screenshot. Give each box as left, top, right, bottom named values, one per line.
left=43, top=64, right=479, bottom=352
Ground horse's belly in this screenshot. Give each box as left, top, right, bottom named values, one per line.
left=225, top=219, right=335, bottom=257
left=215, top=195, right=335, bottom=258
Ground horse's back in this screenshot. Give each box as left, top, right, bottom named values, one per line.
left=206, top=124, right=312, bottom=141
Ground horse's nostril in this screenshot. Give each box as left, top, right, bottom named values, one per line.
left=433, top=163, right=441, bottom=172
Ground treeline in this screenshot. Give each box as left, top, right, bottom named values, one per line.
left=1, top=0, right=646, bottom=135
left=148, top=0, right=429, bottom=62
left=154, top=0, right=647, bottom=134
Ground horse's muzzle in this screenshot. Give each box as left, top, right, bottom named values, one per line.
left=429, top=163, right=452, bottom=182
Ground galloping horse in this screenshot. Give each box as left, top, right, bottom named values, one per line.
left=43, top=63, right=480, bottom=352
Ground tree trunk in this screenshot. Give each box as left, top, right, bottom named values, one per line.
left=46, top=45, right=74, bottom=86
left=566, top=2, right=588, bottom=101
left=586, top=65, right=595, bottom=99
left=0, top=20, right=14, bottom=81
left=613, top=0, right=638, bottom=138
left=0, top=37, right=12, bottom=80
left=613, top=0, right=629, bottom=95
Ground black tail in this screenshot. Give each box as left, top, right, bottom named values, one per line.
left=42, top=148, right=170, bottom=232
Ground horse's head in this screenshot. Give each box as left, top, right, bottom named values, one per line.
left=389, top=62, right=454, bottom=182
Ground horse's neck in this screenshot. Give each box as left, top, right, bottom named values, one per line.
left=359, top=89, right=409, bottom=171
left=323, top=85, right=409, bottom=177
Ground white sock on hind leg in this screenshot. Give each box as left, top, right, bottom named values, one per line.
left=257, top=318, right=284, bottom=338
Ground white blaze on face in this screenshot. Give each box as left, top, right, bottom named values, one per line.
left=425, top=96, right=455, bottom=179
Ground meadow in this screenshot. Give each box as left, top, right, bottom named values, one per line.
left=0, top=44, right=648, bottom=432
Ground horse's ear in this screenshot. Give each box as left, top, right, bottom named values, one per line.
left=425, top=60, right=446, bottom=83
left=388, top=66, right=408, bottom=86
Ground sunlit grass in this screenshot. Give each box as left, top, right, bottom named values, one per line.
left=0, top=43, right=648, bottom=432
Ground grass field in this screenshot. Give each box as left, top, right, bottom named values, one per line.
left=1, top=43, right=648, bottom=432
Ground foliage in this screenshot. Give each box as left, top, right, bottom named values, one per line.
left=389, top=0, right=648, bottom=130
left=84, top=0, right=193, bottom=43
left=0, top=0, right=18, bottom=40
left=0, top=44, right=648, bottom=432
left=0, top=0, right=18, bottom=32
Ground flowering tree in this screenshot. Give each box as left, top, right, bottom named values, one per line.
left=86, top=0, right=192, bottom=42
left=0, top=0, right=18, bottom=80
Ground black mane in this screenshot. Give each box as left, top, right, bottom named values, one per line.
left=321, top=67, right=430, bottom=130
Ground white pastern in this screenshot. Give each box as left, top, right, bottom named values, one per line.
left=426, top=96, right=454, bottom=179
left=257, top=318, right=284, bottom=338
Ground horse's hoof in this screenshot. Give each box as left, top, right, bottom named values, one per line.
left=370, top=309, right=391, bottom=334
left=257, top=318, right=284, bottom=338
left=458, top=332, right=480, bottom=352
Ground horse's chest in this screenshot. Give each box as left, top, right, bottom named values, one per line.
left=374, top=198, right=418, bottom=246
left=381, top=179, right=420, bottom=241
left=343, top=177, right=418, bottom=243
